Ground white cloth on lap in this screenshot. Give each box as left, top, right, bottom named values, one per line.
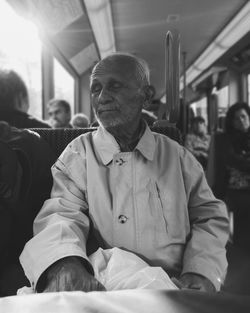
left=17, top=247, right=177, bottom=294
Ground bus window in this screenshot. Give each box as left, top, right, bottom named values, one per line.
left=190, top=97, right=208, bottom=124
left=0, top=0, right=42, bottom=119
left=53, top=58, right=75, bottom=114
left=216, top=86, right=229, bottom=117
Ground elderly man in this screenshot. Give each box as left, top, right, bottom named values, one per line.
left=20, top=53, right=229, bottom=293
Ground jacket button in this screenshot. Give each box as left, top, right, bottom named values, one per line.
left=118, top=215, right=128, bottom=223
left=115, top=158, right=125, bottom=166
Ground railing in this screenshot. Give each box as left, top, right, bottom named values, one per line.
left=156, top=30, right=180, bottom=127
left=165, top=29, right=180, bottom=123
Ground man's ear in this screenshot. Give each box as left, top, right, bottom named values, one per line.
left=142, top=85, right=155, bottom=110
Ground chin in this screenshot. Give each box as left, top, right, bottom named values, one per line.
left=97, top=117, right=122, bottom=129
left=53, top=123, right=63, bottom=128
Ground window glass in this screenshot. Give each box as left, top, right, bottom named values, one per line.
left=54, top=58, right=75, bottom=114
left=0, top=1, right=42, bottom=118
left=216, top=86, right=229, bottom=117
left=190, top=97, right=208, bottom=124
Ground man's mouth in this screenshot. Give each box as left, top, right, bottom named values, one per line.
left=98, top=108, right=118, bottom=114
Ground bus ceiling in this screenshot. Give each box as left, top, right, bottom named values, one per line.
left=6, top=0, right=250, bottom=101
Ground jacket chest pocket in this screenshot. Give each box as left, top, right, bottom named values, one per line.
left=141, top=181, right=169, bottom=246
left=143, top=180, right=188, bottom=245
left=151, top=181, right=168, bottom=229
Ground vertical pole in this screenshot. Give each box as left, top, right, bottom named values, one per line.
left=182, top=51, right=187, bottom=135
left=165, top=30, right=180, bottom=124
left=41, top=47, right=54, bottom=120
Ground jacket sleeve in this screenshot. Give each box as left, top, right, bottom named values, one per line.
left=20, top=142, right=91, bottom=289
left=180, top=147, right=229, bottom=291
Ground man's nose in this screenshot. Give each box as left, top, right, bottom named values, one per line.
left=98, top=87, right=112, bottom=104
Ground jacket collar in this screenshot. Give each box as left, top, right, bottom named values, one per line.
left=93, top=124, right=156, bottom=165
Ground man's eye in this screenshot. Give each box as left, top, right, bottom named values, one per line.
left=91, top=84, right=102, bottom=93
left=109, top=82, right=123, bottom=90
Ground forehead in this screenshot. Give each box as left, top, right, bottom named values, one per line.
left=49, top=103, right=64, bottom=111
left=235, top=109, right=248, bottom=117
left=91, top=57, right=139, bottom=84
left=194, top=120, right=204, bottom=125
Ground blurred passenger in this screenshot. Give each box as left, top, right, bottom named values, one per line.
left=141, top=85, right=157, bottom=126
left=224, top=102, right=250, bottom=247
left=141, top=109, right=157, bottom=126
left=0, top=69, right=50, bottom=128
left=47, top=99, right=72, bottom=128
left=71, top=113, right=89, bottom=128
left=185, top=116, right=211, bottom=170
left=20, top=52, right=228, bottom=294
left=0, top=121, right=55, bottom=296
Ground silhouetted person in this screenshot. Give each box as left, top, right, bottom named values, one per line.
left=0, top=69, right=50, bottom=128
left=0, top=121, right=55, bottom=296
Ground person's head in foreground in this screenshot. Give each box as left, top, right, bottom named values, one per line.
left=0, top=69, right=29, bottom=113
left=90, top=53, right=155, bottom=149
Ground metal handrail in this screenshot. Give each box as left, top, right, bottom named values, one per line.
left=165, top=30, right=180, bottom=123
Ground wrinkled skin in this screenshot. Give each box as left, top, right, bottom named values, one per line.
left=43, top=256, right=105, bottom=293
left=171, top=273, right=216, bottom=292
left=90, top=54, right=154, bottom=151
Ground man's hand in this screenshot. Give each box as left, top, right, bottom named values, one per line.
left=171, top=273, right=216, bottom=292
left=43, top=256, right=106, bottom=292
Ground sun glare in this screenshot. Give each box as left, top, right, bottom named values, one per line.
left=0, top=1, right=41, bottom=61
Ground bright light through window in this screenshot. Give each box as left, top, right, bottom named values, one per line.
left=0, top=1, right=42, bottom=118
left=54, top=58, right=75, bottom=114
left=190, top=97, right=208, bottom=124
left=216, top=86, right=229, bottom=117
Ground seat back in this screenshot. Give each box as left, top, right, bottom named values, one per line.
left=28, top=128, right=96, bottom=158
left=0, top=140, right=24, bottom=208
left=29, top=126, right=183, bottom=158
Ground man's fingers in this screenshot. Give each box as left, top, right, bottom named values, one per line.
left=171, top=277, right=183, bottom=289
left=171, top=277, right=202, bottom=291
left=96, top=281, right=106, bottom=291
left=82, top=277, right=106, bottom=292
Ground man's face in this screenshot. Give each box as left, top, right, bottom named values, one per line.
left=48, top=104, right=71, bottom=128
left=90, top=58, right=145, bottom=130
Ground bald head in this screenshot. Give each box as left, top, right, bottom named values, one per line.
left=91, top=53, right=150, bottom=87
